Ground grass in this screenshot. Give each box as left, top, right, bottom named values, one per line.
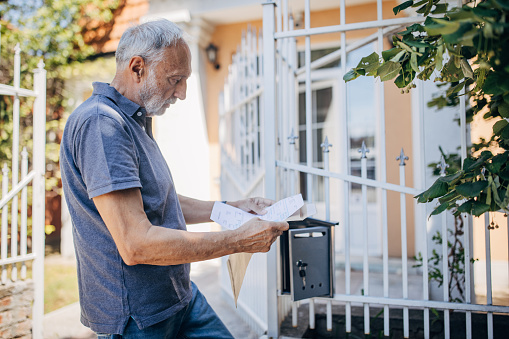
left=3, top=255, right=79, bottom=314
left=44, top=255, right=79, bottom=314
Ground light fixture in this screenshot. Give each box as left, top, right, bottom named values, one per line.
left=205, top=43, right=220, bottom=70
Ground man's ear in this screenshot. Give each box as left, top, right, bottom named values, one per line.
left=129, top=56, right=145, bottom=83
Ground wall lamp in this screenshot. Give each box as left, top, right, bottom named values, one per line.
left=206, top=43, right=220, bottom=70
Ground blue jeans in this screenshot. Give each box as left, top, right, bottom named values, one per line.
left=97, top=282, right=233, bottom=338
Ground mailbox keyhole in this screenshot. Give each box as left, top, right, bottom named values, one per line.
left=296, top=260, right=308, bottom=289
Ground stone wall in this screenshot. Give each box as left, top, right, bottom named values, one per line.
left=0, top=280, right=33, bottom=339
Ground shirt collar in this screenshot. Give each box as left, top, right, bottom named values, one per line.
left=92, top=82, right=141, bottom=117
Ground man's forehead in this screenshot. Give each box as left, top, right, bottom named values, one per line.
left=160, top=42, right=192, bottom=75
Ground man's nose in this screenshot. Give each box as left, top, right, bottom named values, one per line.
left=174, top=80, right=187, bottom=100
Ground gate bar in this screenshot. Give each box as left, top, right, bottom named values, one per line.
left=338, top=0, right=351, bottom=332
left=262, top=1, right=279, bottom=337
left=274, top=16, right=426, bottom=39
left=484, top=213, right=493, bottom=339
left=32, top=59, right=47, bottom=339
left=398, top=150, right=410, bottom=338
left=360, top=144, right=370, bottom=334
left=321, top=294, right=509, bottom=313
left=20, top=148, right=28, bottom=279
left=1, top=165, right=8, bottom=284
left=11, top=44, right=21, bottom=282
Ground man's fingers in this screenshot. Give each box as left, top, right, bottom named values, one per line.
left=250, top=197, right=275, bottom=215
left=274, top=221, right=289, bottom=231
left=254, top=197, right=275, bottom=207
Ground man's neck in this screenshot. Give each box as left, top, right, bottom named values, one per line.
left=110, top=74, right=142, bottom=106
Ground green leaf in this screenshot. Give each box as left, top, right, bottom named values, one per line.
left=460, top=59, right=474, bottom=79
left=376, top=61, right=402, bottom=82
left=417, top=1, right=434, bottom=15
left=425, top=18, right=461, bottom=36
left=498, top=102, right=509, bottom=118
left=483, top=73, right=505, bottom=96
left=344, top=69, right=360, bottom=82
left=455, top=181, right=489, bottom=198
left=382, top=48, right=403, bottom=62
left=486, top=151, right=509, bottom=174
left=403, top=39, right=431, bottom=49
left=398, top=23, right=425, bottom=36
left=471, top=202, right=490, bottom=217
left=440, top=171, right=464, bottom=184
left=424, top=179, right=449, bottom=200
left=492, top=184, right=509, bottom=211
left=356, top=52, right=381, bottom=75
left=472, top=6, right=500, bottom=18
left=432, top=3, right=448, bottom=14
left=393, top=0, right=414, bottom=15
left=430, top=201, right=450, bottom=216
left=415, top=192, right=427, bottom=203
left=446, top=81, right=466, bottom=97
left=493, top=119, right=509, bottom=135
left=413, top=0, right=430, bottom=7
left=445, top=26, right=477, bottom=47
left=396, top=41, right=415, bottom=54
left=457, top=199, right=474, bottom=213
left=463, top=151, right=492, bottom=172
left=439, top=190, right=459, bottom=203
left=494, top=0, right=509, bottom=10
left=500, top=168, right=509, bottom=181
left=390, top=50, right=407, bottom=63
left=395, top=67, right=416, bottom=88
left=410, top=53, right=419, bottom=73
left=502, top=124, right=509, bottom=139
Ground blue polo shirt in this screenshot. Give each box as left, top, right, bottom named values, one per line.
left=60, top=82, right=192, bottom=334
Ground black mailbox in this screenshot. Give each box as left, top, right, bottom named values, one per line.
left=280, top=217, right=338, bottom=301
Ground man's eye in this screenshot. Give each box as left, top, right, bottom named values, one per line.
left=169, top=78, right=181, bottom=85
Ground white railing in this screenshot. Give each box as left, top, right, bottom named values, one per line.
left=0, top=41, right=47, bottom=339
left=218, top=27, right=270, bottom=334
left=265, top=0, right=508, bottom=338
left=220, top=1, right=509, bottom=338
left=219, top=27, right=264, bottom=200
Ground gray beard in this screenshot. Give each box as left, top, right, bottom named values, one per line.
left=140, top=76, right=177, bottom=116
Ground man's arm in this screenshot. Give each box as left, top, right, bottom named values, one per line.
left=94, top=188, right=288, bottom=266
left=178, top=194, right=275, bottom=224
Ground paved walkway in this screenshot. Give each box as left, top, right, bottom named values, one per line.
left=43, top=258, right=257, bottom=339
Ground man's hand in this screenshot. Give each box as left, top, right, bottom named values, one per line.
left=227, top=197, right=275, bottom=215
left=235, top=218, right=289, bottom=253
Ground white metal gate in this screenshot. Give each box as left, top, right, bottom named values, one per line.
left=0, top=41, right=47, bottom=338
left=220, top=1, right=509, bottom=338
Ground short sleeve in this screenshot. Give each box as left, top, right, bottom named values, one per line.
left=74, top=113, right=142, bottom=199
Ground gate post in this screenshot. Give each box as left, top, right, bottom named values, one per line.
left=31, top=60, right=46, bottom=339
left=262, top=1, right=278, bottom=338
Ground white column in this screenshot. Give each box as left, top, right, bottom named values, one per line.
left=263, top=1, right=278, bottom=337
left=32, top=59, right=47, bottom=339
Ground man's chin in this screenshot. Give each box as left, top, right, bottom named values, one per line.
left=147, top=106, right=169, bottom=117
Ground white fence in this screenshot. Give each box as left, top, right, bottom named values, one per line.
left=219, top=0, right=509, bottom=338
left=0, top=42, right=47, bottom=338
left=219, top=27, right=269, bottom=334
left=219, top=27, right=265, bottom=200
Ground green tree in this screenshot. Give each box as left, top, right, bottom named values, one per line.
left=0, top=0, right=121, bottom=193
left=345, top=0, right=509, bottom=217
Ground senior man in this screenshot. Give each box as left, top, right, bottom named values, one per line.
left=60, top=19, right=288, bottom=338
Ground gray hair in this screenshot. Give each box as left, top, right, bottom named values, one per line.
left=115, top=19, right=185, bottom=70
